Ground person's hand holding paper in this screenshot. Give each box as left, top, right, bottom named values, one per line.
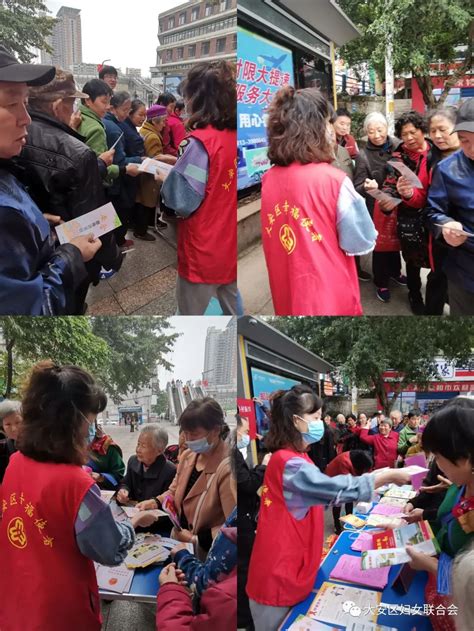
left=396, top=176, right=414, bottom=200
left=388, top=160, right=423, bottom=188
left=440, top=221, right=470, bottom=247
left=70, top=234, right=102, bottom=262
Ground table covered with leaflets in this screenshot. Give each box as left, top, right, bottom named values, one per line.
left=96, top=493, right=191, bottom=603
left=280, top=475, right=443, bottom=631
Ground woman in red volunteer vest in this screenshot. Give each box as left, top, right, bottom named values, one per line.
left=159, top=61, right=237, bottom=316
left=261, top=87, right=377, bottom=316
left=0, top=361, right=135, bottom=631
left=246, top=385, right=412, bottom=631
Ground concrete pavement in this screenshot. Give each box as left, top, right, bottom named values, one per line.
left=238, top=241, right=449, bottom=316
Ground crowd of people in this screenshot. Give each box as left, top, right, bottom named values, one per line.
left=238, top=386, right=474, bottom=631
left=261, top=89, right=474, bottom=316
left=0, top=48, right=237, bottom=316
left=0, top=363, right=237, bottom=630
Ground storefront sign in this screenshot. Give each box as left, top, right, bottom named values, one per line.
left=384, top=381, right=474, bottom=393
left=237, top=27, right=294, bottom=190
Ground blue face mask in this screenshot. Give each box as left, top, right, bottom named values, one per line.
left=296, top=416, right=324, bottom=445
left=187, top=435, right=213, bottom=454
left=87, top=423, right=96, bottom=443
left=237, top=434, right=250, bottom=450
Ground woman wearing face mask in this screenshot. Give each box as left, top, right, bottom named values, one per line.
left=246, top=385, right=411, bottom=631
left=0, top=361, right=135, bottom=631
left=138, top=397, right=235, bottom=560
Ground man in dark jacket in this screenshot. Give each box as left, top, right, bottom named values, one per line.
left=425, top=98, right=474, bottom=315
left=17, top=68, right=123, bottom=313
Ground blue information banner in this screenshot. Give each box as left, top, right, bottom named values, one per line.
left=251, top=367, right=300, bottom=435
left=237, top=27, right=294, bottom=190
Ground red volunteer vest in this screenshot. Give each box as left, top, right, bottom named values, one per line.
left=177, top=126, right=237, bottom=285
left=261, top=162, right=362, bottom=315
left=246, top=449, right=324, bottom=606
left=0, top=452, right=100, bottom=631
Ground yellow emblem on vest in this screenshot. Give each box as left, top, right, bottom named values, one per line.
left=279, top=224, right=296, bottom=255
left=7, top=517, right=27, bottom=549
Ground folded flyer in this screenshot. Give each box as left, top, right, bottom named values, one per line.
left=367, top=189, right=403, bottom=206
left=307, top=581, right=381, bottom=626
left=361, top=539, right=439, bottom=569
left=387, top=160, right=423, bottom=188
left=161, top=494, right=182, bottom=531
left=138, top=157, right=174, bottom=177
left=96, top=562, right=134, bottom=594
left=55, top=202, right=121, bottom=244
left=124, top=535, right=169, bottom=569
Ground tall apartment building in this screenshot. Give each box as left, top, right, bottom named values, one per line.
left=203, top=318, right=237, bottom=388
left=150, top=0, right=237, bottom=87
left=41, top=6, right=82, bottom=70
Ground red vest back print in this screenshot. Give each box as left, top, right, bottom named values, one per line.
left=261, top=162, right=362, bottom=315
left=246, top=449, right=324, bottom=607
left=0, top=452, right=100, bottom=631
left=178, top=126, right=237, bottom=285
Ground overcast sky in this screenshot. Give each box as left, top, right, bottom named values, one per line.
left=159, top=317, right=232, bottom=385
left=44, top=0, right=184, bottom=76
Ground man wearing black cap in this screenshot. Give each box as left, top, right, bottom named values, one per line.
left=0, top=45, right=102, bottom=314
left=425, top=98, right=474, bottom=315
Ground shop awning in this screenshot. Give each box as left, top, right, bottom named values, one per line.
left=275, top=0, right=360, bottom=46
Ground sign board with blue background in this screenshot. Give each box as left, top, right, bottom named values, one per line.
left=237, top=27, right=295, bottom=190
left=251, top=367, right=300, bottom=435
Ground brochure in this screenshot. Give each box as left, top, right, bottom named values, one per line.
left=161, top=494, right=182, bottom=531
left=122, top=506, right=167, bottom=520
left=402, top=465, right=429, bottom=491
left=55, top=202, right=121, bottom=245
left=138, top=157, right=174, bottom=177
left=383, top=486, right=417, bottom=500
left=329, top=554, right=390, bottom=590
left=339, top=514, right=366, bottom=529
left=372, top=520, right=437, bottom=549
left=124, top=534, right=169, bottom=569
left=361, top=538, right=439, bottom=569
left=367, top=189, right=403, bottom=206
left=387, top=160, right=423, bottom=188
left=307, top=581, right=381, bottom=626
left=96, top=563, right=134, bottom=594
left=366, top=514, right=406, bottom=528
left=378, top=496, right=408, bottom=507
left=287, top=615, right=337, bottom=631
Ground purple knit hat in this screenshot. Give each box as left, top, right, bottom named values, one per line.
left=146, top=104, right=167, bottom=120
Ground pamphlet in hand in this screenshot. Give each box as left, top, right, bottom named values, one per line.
left=138, top=158, right=174, bottom=177
left=110, top=132, right=124, bottom=151
left=434, top=223, right=474, bottom=238
left=161, top=494, right=182, bottom=531
left=366, top=189, right=403, bottom=206
left=387, top=160, right=424, bottom=188
left=402, top=465, right=429, bottom=491
left=307, top=581, right=381, bottom=626
left=122, top=506, right=167, bottom=519
left=55, top=202, right=121, bottom=245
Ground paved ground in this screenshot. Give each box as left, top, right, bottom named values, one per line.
left=238, top=241, right=449, bottom=316
left=87, top=223, right=179, bottom=316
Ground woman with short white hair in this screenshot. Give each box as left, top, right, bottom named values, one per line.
left=116, top=423, right=176, bottom=523
left=0, top=399, right=21, bottom=481
left=354, top=111, right=404, bottom=303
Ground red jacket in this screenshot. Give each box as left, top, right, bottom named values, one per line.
left=156, top=570, right=236, bottom=631
left=261, top=162, right=362, bottom=316
left=338, top=133, right=358, bottom=158
left=325, top=451, right=355, bottom=477
left=167, top=113, right=187, bottom=153
left=360, top=429, right=398, bottom=469
left=0, top=452, right=99, bottom=631
left=246, top=449, right=323, bottom=606
left=177, top=126, right=237, bottom=285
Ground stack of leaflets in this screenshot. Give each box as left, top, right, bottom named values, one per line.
left=383, top=486, right=417, bottom=500
left=366, top=514, right=406, bottom=528
left=329, top=554, right=390, bottom=589
left=339, top=514, right=366, bottom=529
left=307, top=581, right=381, bottom=626
left=95, top=562, right=134, bottom=594
left=361, top=521, right=440, bottom=569
left=378, top=496, right=408, bottom=507
left=124, top=533, right=169, bottom=569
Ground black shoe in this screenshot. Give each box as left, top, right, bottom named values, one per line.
left=409, top=294, right=425, bottom=315
left=155, top=218, right=168, bottom=230
left=358, top=269, right=372, bottom=282
left=133, top=231, right=156, bottom=242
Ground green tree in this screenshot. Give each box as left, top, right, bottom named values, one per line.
left=0, top=317, right=109, bottom=398
left=91, top=317, right=178, bottom=403
left=152, top=391, right=170, bottom=416
left=338, top=0, right=473, bottom=108
left=0, top=0, right=56, bottom=62
left=271, top=317, right=474, bottom=413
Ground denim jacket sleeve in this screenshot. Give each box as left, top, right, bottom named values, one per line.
left=336, top=177, right=378, bottom=255
left=282, top=457, right=374, bottom=519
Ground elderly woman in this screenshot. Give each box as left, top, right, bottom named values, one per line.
left=116, top=424, right=176, bottom=506
left=380, top=111, right=434, bottom=314
left=136, top=103, right=177, bottom=234
left=0, top=400, right=21, bottom=482
left=0, top=361, right=134, bottom=631
left=137, top=398, right=235, bottom=559
left=0, top=47, right=101, bottom=315
left=354, top=111, right=403, bottom=303
left=261, top=86, right=377, bottom=316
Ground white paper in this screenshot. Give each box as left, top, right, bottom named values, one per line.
left=100, top=490, right=115, bottom=504
left=110, top=132, right=124, bottom=151
left=287, top=615, right=336, bottom=631
left=367, top=189, right=403, bottom=206
left=138, top=158, right=174, bottom=176
left=434, top=223, right=474, bottom=238
left=96, top=563, right=134, bottom=593
left=388, top=160, right=423, bottom=188
left=307, top=582, right=380, bottom=626
left=55, top=202, right=121, bottom=244
left=361, top=539, right=439, bottom=569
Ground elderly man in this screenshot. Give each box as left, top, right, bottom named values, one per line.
left=389, top=409, right=404, bottom=433
left=117, top=424, right=176, bottom=506
left=0, top=400, right=21, bottom=482
left=398, top=411, right=420, bottom=456
left=0, top=45, right=101, bottom=314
